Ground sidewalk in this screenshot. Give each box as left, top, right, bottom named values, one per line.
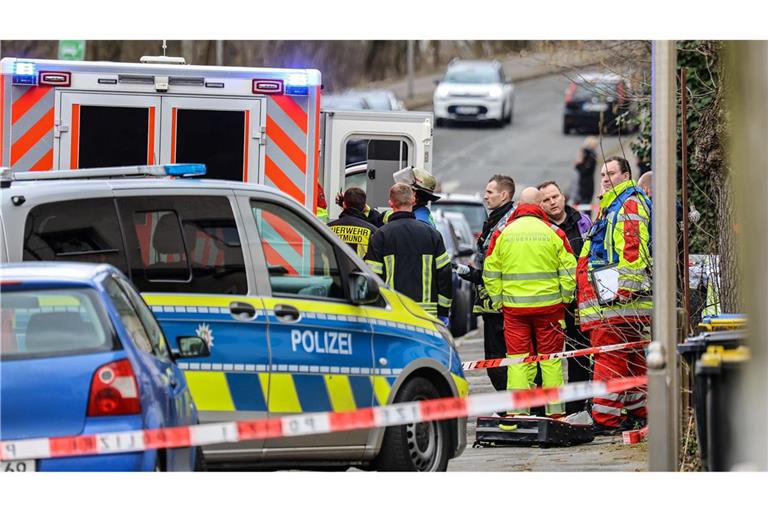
left=361, top=48, right=611, bottom=110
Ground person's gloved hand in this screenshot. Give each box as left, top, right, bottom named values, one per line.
left=438, top=316, right=450, bottom=328
left=453, top=263, right=470, bottom=276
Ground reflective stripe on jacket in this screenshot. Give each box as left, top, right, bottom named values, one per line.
left=483, top=204, right=577, bottom=312
left=577, top=179, right=653, bottom=330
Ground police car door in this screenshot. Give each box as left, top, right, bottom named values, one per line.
left=114, top=189, right=272, bottom=459
left=239, top=192, right=376, bottom=455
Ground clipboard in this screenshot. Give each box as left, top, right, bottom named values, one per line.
left=592, top=264, right=620, bottom=305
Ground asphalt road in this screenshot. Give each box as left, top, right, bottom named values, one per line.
left=431, top=72, right=636, bottom=197
left=446, top=324, right=648, bottom=471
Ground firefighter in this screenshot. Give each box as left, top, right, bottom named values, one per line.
left=392, top=167, right=440, bottom=228
left=577, top=156, right=652, bottom=434
left=316, top=182, right=329, bottom=223
left=328, top=187, right=379, bottom=258
left=483, top=187, right=577, bottom=417
left=364, top=183, right=452, bottom=325
left=453, top=174, right=517, bottom=392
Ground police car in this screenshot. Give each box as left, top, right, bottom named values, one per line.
left=0, top=164, right=468, bottom=471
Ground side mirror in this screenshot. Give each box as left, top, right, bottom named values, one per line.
left=173, top=336, right=210, bottom=359
left=457, top=244, right=475, bottom=258
left=348, top=271, right=380, bottom=305
left=433, top=78, right=441, bottom=86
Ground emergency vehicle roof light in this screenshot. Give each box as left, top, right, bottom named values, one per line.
left=12, top=61, right=38, bottom=85
left=0, top=164, right=207, bottom=186
left=163, top=164, right=207, bottom=176
left=285, top=73, right=309, bottom=96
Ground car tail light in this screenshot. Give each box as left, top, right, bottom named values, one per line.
left=87, top=359, right=141, bottom=416
left=565, top=83, right=577, bottom=103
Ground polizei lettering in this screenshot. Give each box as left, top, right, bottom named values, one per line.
left=290, top=330, right=353, bottom=355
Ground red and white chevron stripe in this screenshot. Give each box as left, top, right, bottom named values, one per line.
left=0, top=376, right=646, bottom=462
left=461, top=340, right=650, bottom=371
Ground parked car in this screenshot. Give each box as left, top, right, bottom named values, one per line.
left=0, top=262, right=207, bottom=472
left=433, top=212, right=475, bottom=338
left=321, top=94, right=371, bottom=110
left=562, top=73, right=637, bottom=135
left=0, top=164, right=467, bottom=472
left=433, top=59, right=514, bottom=126
left=431, top=193, right=488, bottom=240
left=345, top=89, right=405, bottom=111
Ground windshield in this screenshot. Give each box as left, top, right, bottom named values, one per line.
left=444, top=66, right=500, bottom=84
left=1, top=287, right=113, bottom=359
left=431, top=203, right=487, bottom=234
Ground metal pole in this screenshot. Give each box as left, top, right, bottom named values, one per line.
left=726, top=41, right=768, bottom=471
left=680, top=68, right=691, bottom=328
left=407, top=40, right=415, bottom=100
left=647, top=39, right=680, bottom=471
left=216, top=40, right=224, bottom=66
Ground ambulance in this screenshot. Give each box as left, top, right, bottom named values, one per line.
left=0, top=56, right=434, bottom=219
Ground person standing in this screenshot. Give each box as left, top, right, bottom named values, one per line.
left=328, top=187, right=379, bottom=258
left=364, top=183, right=453, bottom=325
left=538, top=180, right=592, bottom=414
left=571, top=136, right=599, bottom=205
left=483, top=187, right=577, bottom=417
left=454, top=174, right=517, bottom=392
left=577, top=156, right=653, bottom=434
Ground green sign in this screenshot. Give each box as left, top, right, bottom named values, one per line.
left=58, top=40, right=86, bottom=61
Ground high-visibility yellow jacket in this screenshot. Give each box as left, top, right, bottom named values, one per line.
left=577, top=179, right=653, bottom=330
left=483, top=204, right=577, bottom=314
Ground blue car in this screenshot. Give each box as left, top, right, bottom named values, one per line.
left=0, top=262, right=207, bottom=471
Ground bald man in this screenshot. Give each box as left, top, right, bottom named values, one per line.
left=483, top=186, right=577, bottom=417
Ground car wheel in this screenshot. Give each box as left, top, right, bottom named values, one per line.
left=373, top=377, right=451, bottom=472
left=450, top=296, right=468, bottom=338
left=562, top=121, right=571, bottom=135
left=435, top=117, right=445, bottom=127
left=194, top=447, right=207, bottom=472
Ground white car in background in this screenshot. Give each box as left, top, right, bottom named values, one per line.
left=433, top=60, right=514, bottom=127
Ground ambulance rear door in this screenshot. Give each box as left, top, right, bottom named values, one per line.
left=321, top=110, right=434, bottom=219
left=57, top=92, right=161, bottom=169
left=160, top=96, right=264, bottom=183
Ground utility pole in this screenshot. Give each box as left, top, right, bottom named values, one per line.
left=647, top=39, right=680, bottom=471
left=726, top=41, right=768, bottom=471
left=407, top=40, right=415, bottom=100
left=216, top=40, right=224, bottom=66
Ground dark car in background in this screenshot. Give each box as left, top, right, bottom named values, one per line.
left=562, top=73, right=637, bottom=135
left=345, top=89, right=405, bottom=111
left=434, top=212, right=475, bottom=338
left=431, top=194, right=488, bottom=240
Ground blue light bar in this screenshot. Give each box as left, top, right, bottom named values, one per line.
left=285, top=73, right=310, bottom=95
left=163, top=164, right=207, bottom=177
left=13, top=61, right=38, bottom=85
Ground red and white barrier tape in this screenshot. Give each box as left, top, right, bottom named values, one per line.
left=461, top=340, right=650, bottom=371
left=623, top=425, right=649, bottom=445
left=0, top=376, right=646, bottom=462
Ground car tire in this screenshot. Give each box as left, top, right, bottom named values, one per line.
left=450, top=294, right=469, bottom=338
left=153, top=450, right=166, bottom=472
left=435, top=117, right=445, bottom=127
left=194, top=447, right=207, bottom=472
left=562, top=121, right=571, bottom=135
left=372, top=377, right=451, bottom=472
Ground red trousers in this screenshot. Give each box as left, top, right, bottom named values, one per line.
left=590, top=323, right=648, bottom=427
left=503, top=308, right=565, bottom=355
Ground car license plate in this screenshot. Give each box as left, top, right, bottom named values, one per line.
left=583, top=103, right=608, bottom=112
left=455, top=106, right=479, bottom=114
left=2, top=459, right=36, bottom=472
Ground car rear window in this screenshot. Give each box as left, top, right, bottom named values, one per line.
left=571, top=81, right=620, bottom=102
left=432, top=203, right=487, bottom=234
left=0, top=288, right=113, bottom=359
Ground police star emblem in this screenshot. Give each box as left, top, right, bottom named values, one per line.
left=195, top=323, right=214, bottom=349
